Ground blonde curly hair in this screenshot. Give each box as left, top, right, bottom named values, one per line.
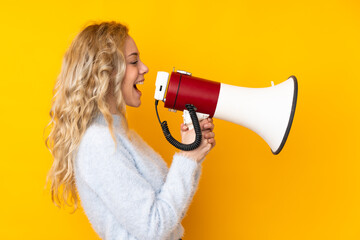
left=44, top=21, right=130, bottom=212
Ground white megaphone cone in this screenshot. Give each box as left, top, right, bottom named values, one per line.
left=213, top=76, right=297, bottom=154
left=154, top=70, right=298, bottom=154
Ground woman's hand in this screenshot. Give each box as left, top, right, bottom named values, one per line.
left=179, top=118, right=216, bottom=164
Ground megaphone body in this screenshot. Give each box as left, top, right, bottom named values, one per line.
left=155, top=70, right=298, bottom=155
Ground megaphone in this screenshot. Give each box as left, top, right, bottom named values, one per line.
left=154, top=69, right=298, bottom=155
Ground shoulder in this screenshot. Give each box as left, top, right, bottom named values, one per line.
left=75, top=124, right=120, bottom=167
left=79, top=124, right=116, bottom=152
left=74, top=124, right=135, bottom=176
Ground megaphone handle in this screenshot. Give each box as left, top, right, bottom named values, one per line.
left=183, top=110, right=209, bottom=130
left=155, top=102, right=202, bottom=151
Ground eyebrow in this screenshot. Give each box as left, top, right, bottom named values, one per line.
left=127, top=52, right=139, bottom=57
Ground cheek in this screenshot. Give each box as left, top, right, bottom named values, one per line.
left=122, top=70, right=135, bottom=87
left=121, top=66, right=138, bottom=96
left=120, top=81, right=132, bottom=99
left=127, top=67, right=138, bottom=79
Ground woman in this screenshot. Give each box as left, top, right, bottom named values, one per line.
left=45, top=21, right=215, bottom=240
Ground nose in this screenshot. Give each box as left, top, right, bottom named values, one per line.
left=140, top=61, right=149, bottom=75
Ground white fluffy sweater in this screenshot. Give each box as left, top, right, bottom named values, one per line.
left=74, top=112, right=202, bottom=240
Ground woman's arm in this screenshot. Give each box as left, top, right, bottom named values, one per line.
left=75, top=126, right=201, bottom=240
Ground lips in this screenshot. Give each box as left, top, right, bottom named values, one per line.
left=134, top=79, right=144, bottom=85
left=133, top=79, right=144, bottom=92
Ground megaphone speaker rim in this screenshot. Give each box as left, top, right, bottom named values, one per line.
left=272, top=75, right=298, bottom=155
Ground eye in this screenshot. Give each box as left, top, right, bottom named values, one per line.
left=130, top=60, right=138, bottom=65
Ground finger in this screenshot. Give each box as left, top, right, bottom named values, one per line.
left=204, top=132, right=215, bottom=139
left=199, top=119, right=209, bottom=130
left=201, top=129, right=211, bottom=138
left=207, top=138, right=216, bottom=146
left=203, top=122, right=214, bottom=131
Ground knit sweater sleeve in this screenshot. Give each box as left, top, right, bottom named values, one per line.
left=75, top=126, right=201, bottom=240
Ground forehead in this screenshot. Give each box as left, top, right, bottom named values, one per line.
left=123, top=36, right=138, bottom=55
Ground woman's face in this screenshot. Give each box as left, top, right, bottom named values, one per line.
left=121, top=36, right=149, bottom=107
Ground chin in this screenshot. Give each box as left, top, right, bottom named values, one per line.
left=124, top=96, right=142, bottom=108
left=129, top=101, right=141, bottom=108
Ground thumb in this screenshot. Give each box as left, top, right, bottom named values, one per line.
left=180, top=123, right=189, bottom=131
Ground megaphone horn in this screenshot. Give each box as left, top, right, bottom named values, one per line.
left=154, top=70, right=298, bottom=155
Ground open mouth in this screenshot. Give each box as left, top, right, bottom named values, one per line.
left=133, top=80, right=144, bottom=92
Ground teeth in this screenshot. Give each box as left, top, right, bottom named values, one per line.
left=135, top=81, right=144, bottom=85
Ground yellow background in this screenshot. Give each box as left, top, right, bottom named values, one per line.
left=1, top=0, right=359, bottom=239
